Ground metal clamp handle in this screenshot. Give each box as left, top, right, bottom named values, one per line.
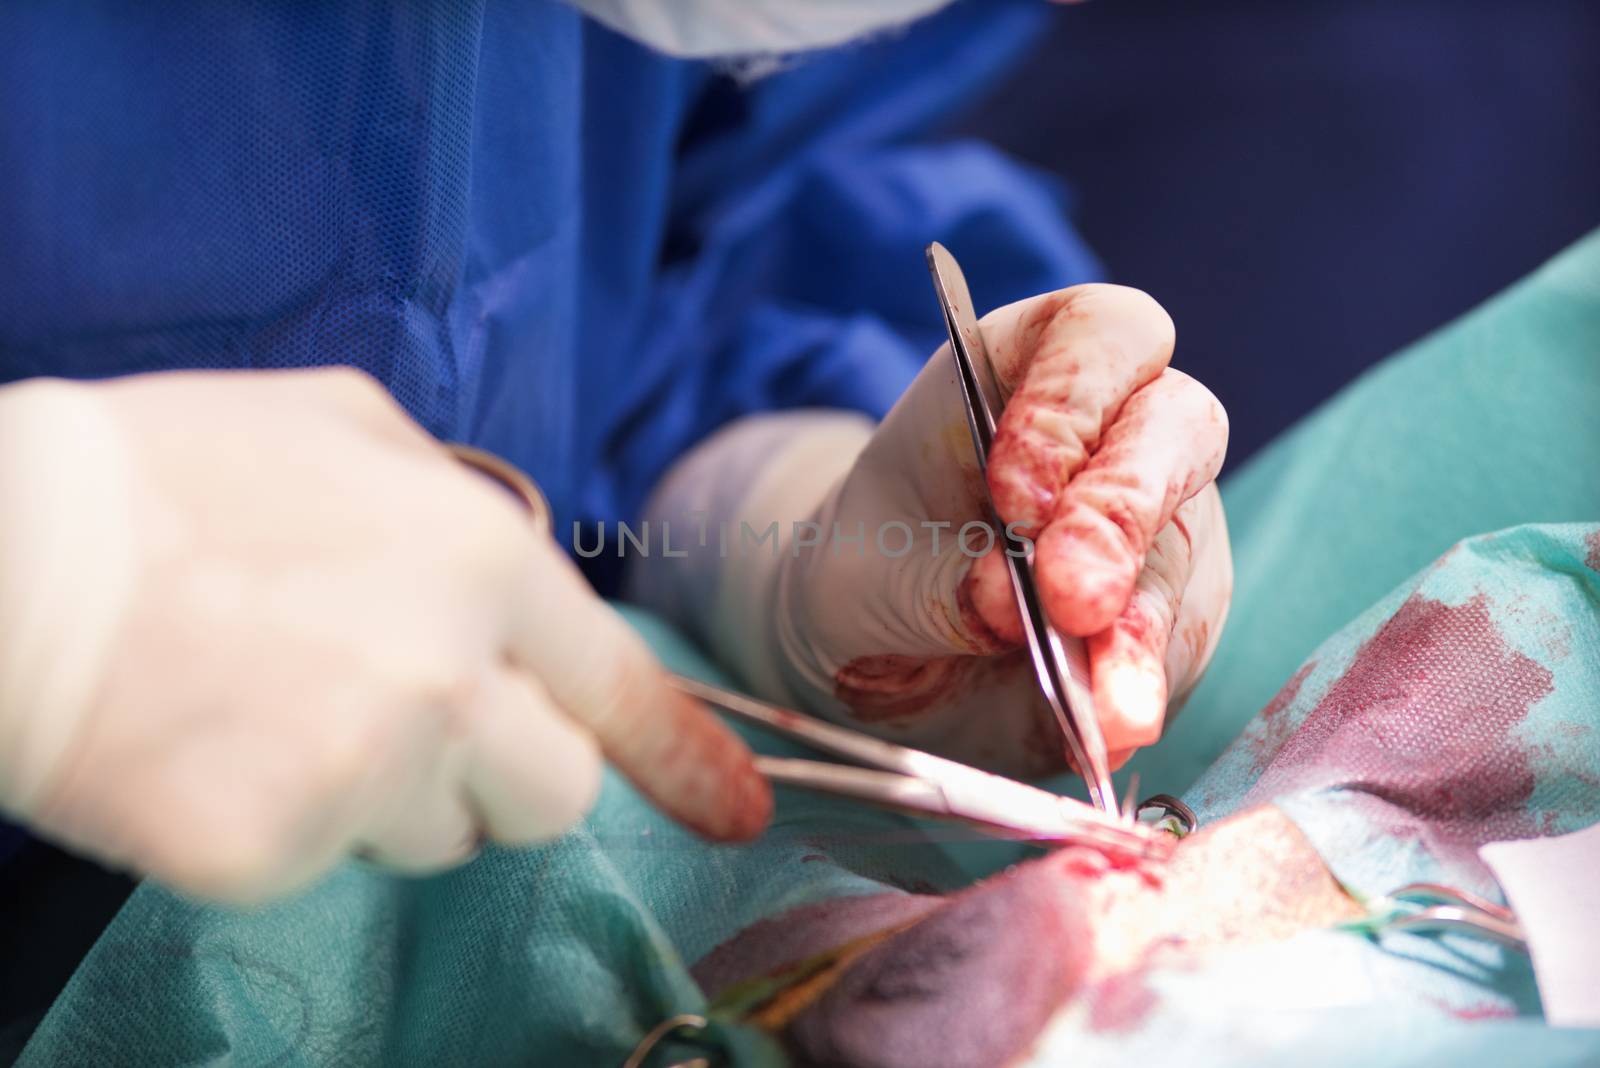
left=447, top=443, right=553, bottom=534
left=621, top=1014, right=714, bottom=1068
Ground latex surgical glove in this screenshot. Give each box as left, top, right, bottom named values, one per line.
left=632, top=286, right=1230, bottom=776
left=0, top=369, right=768, bottom=904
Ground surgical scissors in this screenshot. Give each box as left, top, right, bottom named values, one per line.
left=925, top=243, right=1119, bottom=816
left=671, top=675, right=1167, bottom=861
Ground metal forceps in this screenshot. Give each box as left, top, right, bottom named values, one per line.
left=1371, top=883, right=1528, bottom=950
left=671, top=675, right=1167, bottom=861
left=925, top=242, right=1119, bottom=815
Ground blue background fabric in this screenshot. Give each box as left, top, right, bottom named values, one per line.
left=0, top=0, right=1090, bottom=555
left=0, top=0, right=1095, bottom=870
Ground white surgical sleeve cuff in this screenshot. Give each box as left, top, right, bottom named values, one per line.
left=627, top=410, right=873, bottom=701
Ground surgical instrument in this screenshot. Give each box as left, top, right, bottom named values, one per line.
left=1371, top=882, right=1528, bottom=950
left=671, top=675, right=1168, bottom=861
left=1341, top=881, right=1527, bottom=951
left=925, top=242, right=1119, bottom=816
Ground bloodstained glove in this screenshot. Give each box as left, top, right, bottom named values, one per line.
left=633, top=286, right=1229, bottom=776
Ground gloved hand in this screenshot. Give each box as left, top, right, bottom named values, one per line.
left=0, top=369, right=769, bottom=904
left=633, top=285, right=1229, bottom=776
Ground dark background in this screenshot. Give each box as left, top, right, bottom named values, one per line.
left=948, top=0, right=1600, bottom=467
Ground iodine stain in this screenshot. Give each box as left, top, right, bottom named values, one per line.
left=1246, top=593, right=1554, bottom=870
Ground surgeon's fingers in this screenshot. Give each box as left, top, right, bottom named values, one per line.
left=1163, top=487, right=1232, bottom=705
left=963, top=370, right=1225, bottom=646
left=959, top=549, right=1027, bottom=649
left=985, top=285, right=1175, bottom=536
left=462, top=664, right=603, bottom=844
left=1032, top=369, right=1226, bottom=637
left=362, top=664, right=603, bottom=872
left=506, top=539, right=771, bottom=842
left=354, top=682, right=482, bottom=873
left=1084, top=493, right=1212, bottom=751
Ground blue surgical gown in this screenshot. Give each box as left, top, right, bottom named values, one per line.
left=0, top=0, right=1099, bottom=868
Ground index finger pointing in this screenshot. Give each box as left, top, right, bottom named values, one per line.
left=506, top=539, right=771, bottom=841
